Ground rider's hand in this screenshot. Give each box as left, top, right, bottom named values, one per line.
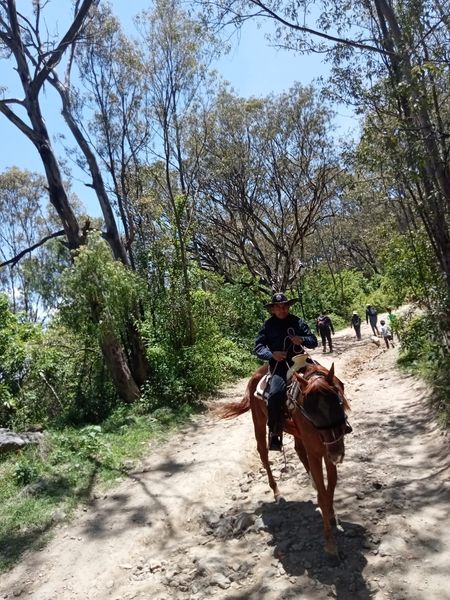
left=272, top=351, right=288, bottom=361
left=289, top=336, right=304, bottom=346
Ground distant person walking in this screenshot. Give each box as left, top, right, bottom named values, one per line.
left=366, top=304, right=379, bottom=336
left=380, top=320, right=395, bottom=349
left=387, top=308, right=400, bottom=341
left=316, top=312, right=335, bottom=353
left=350, top=311, right=362, bottom=340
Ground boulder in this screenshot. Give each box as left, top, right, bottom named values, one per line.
left=0, top=428, right=44, bottom=454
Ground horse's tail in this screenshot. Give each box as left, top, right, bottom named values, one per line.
left=214, top=364, right=269, bottom=420
left=215, top=393, right=251, bottom=420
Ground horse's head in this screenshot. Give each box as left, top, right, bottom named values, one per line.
left=293, top=363, right=350, bottom=465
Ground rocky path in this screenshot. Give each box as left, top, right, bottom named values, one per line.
left=1, top=323, right=449, bottom=600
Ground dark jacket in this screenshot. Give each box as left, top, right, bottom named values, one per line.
left=351, top=314, right=361, bottom=328
left=254, top=313, right=318, bottom=373
left=366, top=306, right=377, bottom=323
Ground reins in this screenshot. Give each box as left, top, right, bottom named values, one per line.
left=270, top=327, right=304, bottom=377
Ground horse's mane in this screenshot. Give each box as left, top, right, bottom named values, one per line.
left=303, top=364, right=350, bottom=412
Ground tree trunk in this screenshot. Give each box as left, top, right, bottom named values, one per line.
left=101, top=330, right=140, bottom=403
left=125, top=319, right=149, bottom=387
left=374, top=0, right=450, bottom=290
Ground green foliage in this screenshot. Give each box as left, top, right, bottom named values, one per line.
left=3, top=319, right=118, bottom=429
left=214, top=278, right=265, bottom=347
left=13, top=460, right=39, bottom=486
left=60, top=232, right=145, bottom=340
left=378, top=231, right=437, bottom=306
left=139, top=281, right=256, bottom=410
left=301, top=267, right=370, bottom=323
left=0, top=294, right=41, bottom=427
left=398, top=312, right=450, bottom=424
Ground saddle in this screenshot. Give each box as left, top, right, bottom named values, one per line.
left=255, top=354, right=311, bottom=402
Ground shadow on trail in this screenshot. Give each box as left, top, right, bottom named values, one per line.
left=0, top=468, right=98, bottom=571
left=0, top=420, right=209, bottom=575
left=258, top=499, right=370, bottom=599
left=79, top=422, right=209, bottom=543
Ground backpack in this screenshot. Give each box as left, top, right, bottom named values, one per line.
left=367, top=306, right=377, bottom=317
left=317, top=316, right=328, bottom=329
left=352, top=314, right=361, bottom=326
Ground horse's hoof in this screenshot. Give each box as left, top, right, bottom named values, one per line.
left=331, top=516, right=344, bottom=531
left=324, top=542, right=339, bottom=558
left=274, top=490, right=285, bottom=504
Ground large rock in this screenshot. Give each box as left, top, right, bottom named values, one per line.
left=0, top=428, right=44, bottom=454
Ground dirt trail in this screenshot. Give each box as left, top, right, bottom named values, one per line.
left=1, top=321, right=450, bottom=600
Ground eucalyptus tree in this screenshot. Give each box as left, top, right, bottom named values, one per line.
left=0, top=0, right=93, bottom=250
left=135, top=0, right=220, bottom=344
left=0, top=168, right=57, bottom=319
left=203, top=0, right=450, bottom=298
left=194, top=84, right=341, bottom=291
left=0, top=1, right=145, bottom=402
left=70, top=5, right=152, bottom=270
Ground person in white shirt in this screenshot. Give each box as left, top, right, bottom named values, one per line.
left=380, top=320, right=395, bottom=349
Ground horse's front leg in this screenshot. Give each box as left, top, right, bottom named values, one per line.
left=284, top=420, right=310, bottom=477
left=325, top=457, right=338, bottom=527
left=309, top=455, right=338, bottom=556
left=251, top=406, right=281, bottom=501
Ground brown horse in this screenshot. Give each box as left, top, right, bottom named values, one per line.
left=216, top=361, right=351, bottom=555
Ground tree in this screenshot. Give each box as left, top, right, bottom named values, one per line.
left=135, top=0, right=220, bottom=344
left=207, top=0, right=450, bottom=294
left=0, top=168, right=74, bottom=320
left=70, top=5, right=152, bottom=270
left=193, top=85, right=341, bottom=291
left=0, top=1, right=145, bottom=401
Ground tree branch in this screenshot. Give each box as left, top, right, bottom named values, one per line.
left=32, top=0, right=97, bottom=96
left=248, top=0, right=394, bottom=55
left=0, top=100, right=38, bottom=141
left=0, top=230, right=66, bottom=269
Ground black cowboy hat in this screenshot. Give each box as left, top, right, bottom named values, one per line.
left=264, top=292, right=299, bottom=309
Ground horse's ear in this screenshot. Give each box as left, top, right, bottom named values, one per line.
left=294, top=372, right=308, bottom=387
left=326, top=363, right=335, bottom=384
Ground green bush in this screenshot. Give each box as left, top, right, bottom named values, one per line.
left=0, top=294, right=42, bottom=427
left=14, top=460, right=39, bottom=486
left=398, top=311, right=450, bottom=424
left=379, top=231, right=438, bottom=306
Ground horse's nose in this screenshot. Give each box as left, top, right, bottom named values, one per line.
left=328, top=445, right=345, bottom=464
left=330, top=452, right=344, bottom=465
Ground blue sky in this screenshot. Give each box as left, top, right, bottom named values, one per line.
left=0, top=1, right=358, bottom=217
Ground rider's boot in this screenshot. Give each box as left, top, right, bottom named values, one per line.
left=268, top=430, right=283, bottom=451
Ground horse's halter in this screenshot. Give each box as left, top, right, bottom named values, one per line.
left=290, top=371, right=349, bottom=446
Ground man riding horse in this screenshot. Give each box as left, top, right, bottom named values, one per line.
left=254, top=292, right=318, bottom=451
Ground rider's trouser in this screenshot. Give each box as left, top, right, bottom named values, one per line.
left=319, top=328, right=332, bottom=350
left=267, top=372, right=287, bottom=434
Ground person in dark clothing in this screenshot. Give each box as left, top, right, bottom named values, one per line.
left=350, top=311, right=362, bottom=340
left=316, top=312, right=335, bottom=353
left=254, top=292, right=318, bottom=451
left=365, top=304, right=379, bottom=336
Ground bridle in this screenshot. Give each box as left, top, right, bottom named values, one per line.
left=288, top=369, right=350, bottom=447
